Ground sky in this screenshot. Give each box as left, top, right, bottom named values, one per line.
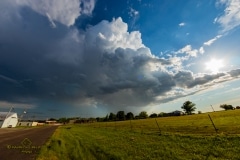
left=0, top=0, right=240, bottom=119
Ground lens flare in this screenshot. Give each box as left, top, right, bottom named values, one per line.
left=205, top=59, right=224, bottom=73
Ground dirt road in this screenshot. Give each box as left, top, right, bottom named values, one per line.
left=0, top=126, right=58, bottom=160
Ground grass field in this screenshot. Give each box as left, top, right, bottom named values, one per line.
left=37, top=110, right=240, bottom=160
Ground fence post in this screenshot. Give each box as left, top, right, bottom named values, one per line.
left=155, top=118, right=161, bottom=135
left=208, top=114, right=218, bottom=133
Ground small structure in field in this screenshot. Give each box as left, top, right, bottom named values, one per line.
left=18, top=121, right=38, bottom=127
left=37, top=122, right=45, bottom=126
left=0, top=112, right=18, bottom=128
left=169, top=110, right=184, bottom=116
left=69, top=119, right=77, bottom=124
left=46, top=120, right=57, bottom=125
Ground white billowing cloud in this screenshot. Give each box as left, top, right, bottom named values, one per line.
left=1, top=0, right=240, bottom=112
left=204, top=35, right=222, bottom=46
left=215, top=0, right=240, bottom=32
left=15, top=0, right=95, bottom=26
left=168, top=56, right=187, bottom=71
left=44, top=17, right=175, bottom=108
left=179, top=22, right=185, bottom=27
left=176, top=45, right=198, bottom=57
left=171, top=44, right=206, bottom=71
left=85, top=18, right=146, bottom=53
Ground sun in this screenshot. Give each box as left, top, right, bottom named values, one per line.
left=205, top=59, right=224, bottom=73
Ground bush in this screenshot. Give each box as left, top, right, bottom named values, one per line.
left=220, top=104, right=234, bottom=110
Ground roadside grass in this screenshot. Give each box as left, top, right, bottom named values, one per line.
left=16, top=126, right=41, bottom=128
left=37, top=110, right=240, bottom=160
left=91, top=109, right=240, bottom=135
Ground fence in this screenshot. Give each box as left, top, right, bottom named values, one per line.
left=79, top=111, right=240, bottom=136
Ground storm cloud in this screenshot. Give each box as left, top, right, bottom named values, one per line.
left=0, top=1, right=239, bottom=112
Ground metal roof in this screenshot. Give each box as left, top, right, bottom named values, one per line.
left=0, top=112, right=17, bottom=120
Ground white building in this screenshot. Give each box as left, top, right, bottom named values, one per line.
left=0, top=112, right=18, bottom=128
left=18, top=121, right=38, bottom=127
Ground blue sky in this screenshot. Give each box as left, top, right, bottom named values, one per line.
left=0, top=0, right=240, bottom=119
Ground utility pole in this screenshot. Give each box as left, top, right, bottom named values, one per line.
left=19, top=109, right=27, bottom=122
left=211, top=105, right=215, bottom=112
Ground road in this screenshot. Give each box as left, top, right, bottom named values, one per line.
left=0, top=126, right=58, bottom=160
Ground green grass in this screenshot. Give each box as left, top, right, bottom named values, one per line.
left=37, top=110, right=240, bottom=160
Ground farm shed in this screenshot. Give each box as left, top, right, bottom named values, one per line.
left=169, top=110, right=184, bottom=116
left=46, top=120, right=57, bottom=125
left=18, top=121, right=38, bottom=127
left=0, top=112, right=18, bottom=128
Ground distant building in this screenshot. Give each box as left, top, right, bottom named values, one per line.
left=0, top=112, right=18, bottom=128
left=18, top=121, right=38, bottom=127
left=37, top=123, right=45, bottom=126
left=169, top=110, right=184, bottom=116
left=69, top=119, right=77, bottom=124
left=46, top=120, right=57, bottom=125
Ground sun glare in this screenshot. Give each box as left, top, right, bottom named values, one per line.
left=205, top=59, right=224, bottom=73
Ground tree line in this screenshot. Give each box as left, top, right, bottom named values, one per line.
left=220, top=104, right=240, bottom=110
left=96, top=111, right=149, bottom=122
left=97, top=101, right=197, bottom=122
left=56, top=101, right=239, bottom=123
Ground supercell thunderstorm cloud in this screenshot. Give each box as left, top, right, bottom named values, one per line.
left=0, top=0, right=240, bottom=117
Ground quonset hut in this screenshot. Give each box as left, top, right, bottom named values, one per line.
left=0, top=112, right=18, bottom=128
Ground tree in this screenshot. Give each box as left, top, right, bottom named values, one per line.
left=220, top=104, right=234, bottom=110
left=96, top=117, right=101, bottom=122
left=181, top=101, right=196, bottom=115
left=108, top=112, right=116, bottom=121
left=126, top=112, right=134, bottom=120
left=58, top=117, right=69, bottom=124
left=134, top=115, right=140, bottom=119
left=103, top=114, right=109, bottom=121
left=149, top=113, right=158, bottom=118
left=158, top=112, right=168, bottom=117
left=116, top=111, right=125, bottom=121
left=138, top=111, right=148, bottom=119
